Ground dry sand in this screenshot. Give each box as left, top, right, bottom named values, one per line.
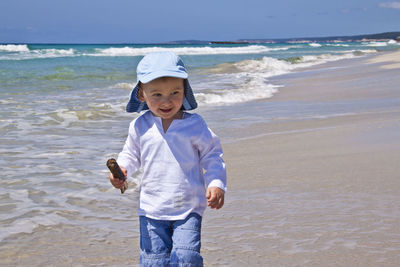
left=202, top=51, right=400, bottom=266
left=368, top=49, right=400, bottom=69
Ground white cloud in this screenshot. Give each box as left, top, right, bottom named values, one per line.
left=26, top=27, right=37, bottom=33
left=379, top=2, right=400, bottom=9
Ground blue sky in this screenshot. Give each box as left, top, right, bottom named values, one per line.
left=1, top=0, right=399, bottom=43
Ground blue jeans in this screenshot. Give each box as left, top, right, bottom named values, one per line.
left=139, top=213, right=203, bottom=267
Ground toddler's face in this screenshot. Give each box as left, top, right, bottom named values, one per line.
left=139, top=77, right=185, bottom=121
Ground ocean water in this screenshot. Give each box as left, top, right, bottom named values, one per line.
left=1, top=40, right=399, bottom=264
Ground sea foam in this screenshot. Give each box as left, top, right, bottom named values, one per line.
left=362, top=40, right=400, bottom=47
left=0, top=44, right=30, bottom=52
left=193, top=51, right=373, bottom=106
left=0, top=44, right=290, bottom=60
left=0, top=47, right=75, bottom=60
left=92, top=45, right=289, bottom=57
left=193, top=56, right=292, bottom=105
left=309, top=43, right=322, bottom=47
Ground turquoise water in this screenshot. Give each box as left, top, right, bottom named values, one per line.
left=0, top=40, right=399, bottom=255
left=2, top=41, right=397, bottom=95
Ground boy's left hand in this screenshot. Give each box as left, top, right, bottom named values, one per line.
left=206, top=187, right=225, bottom=209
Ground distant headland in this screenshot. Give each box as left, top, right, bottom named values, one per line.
left=168, top=32, right=400, bottom=45
left=239, top=31, right=400, bottom=44
left=209, top=41, right=249, bottom=44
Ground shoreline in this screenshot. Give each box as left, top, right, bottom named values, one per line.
left=204, top=49, right=400, bottom=144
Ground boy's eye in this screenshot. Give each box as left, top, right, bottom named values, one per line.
left=153, top=93, right=162, bottom=97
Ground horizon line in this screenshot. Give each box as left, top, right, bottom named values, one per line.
left=1, top=31, right=399, bottom=45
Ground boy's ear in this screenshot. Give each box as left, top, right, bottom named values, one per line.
left=137, top=86, right=145, bottom=102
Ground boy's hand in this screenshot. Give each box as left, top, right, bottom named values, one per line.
left=206, top=187, right=225, bottom=209
left=109, top=167, right=127, bottom=189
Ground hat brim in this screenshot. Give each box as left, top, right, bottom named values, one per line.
left=140, top=70, right=188, bottom=84
left=126, top=79, right=197, bottom=113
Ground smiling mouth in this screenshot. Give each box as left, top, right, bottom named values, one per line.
left=160, top=108, right=173, bottom=113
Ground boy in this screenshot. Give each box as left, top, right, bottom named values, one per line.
left=109, top=51, right=227, bottom=266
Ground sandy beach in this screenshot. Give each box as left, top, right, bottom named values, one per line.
left=202, top=50, right=400, bottom=266
left=1, top=50, right=400, bottom=266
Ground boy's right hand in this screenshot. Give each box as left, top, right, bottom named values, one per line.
left=109, top=167, right=127, bottom=189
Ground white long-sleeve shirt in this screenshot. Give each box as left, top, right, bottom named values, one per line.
left=117, top=110, right=227, bottom=220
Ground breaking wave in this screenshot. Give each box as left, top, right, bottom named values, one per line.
left=192, top=50, right=375, bottom=105
left=90, top=45, right=290, bottom=57
left=0, top=44, right=292, bottom=60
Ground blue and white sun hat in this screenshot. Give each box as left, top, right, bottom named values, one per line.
left=126, top=51, right=197, bottom=113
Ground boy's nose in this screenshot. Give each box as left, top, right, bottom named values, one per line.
left=163, top=95, right=173, bottom=102
left=160, top=95, right=172, bottom=104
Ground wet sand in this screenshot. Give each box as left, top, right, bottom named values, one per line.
left=202, top=50, right=400, bottom=266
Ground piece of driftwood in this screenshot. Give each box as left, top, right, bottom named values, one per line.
left=107, top=158, right=128, bottom=194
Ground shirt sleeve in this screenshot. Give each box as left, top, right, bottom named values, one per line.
left=117, top=119, right=141, bottom=178
left=195, top=117, right=227, bottom=191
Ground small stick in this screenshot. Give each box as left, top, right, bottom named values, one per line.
left=106, top=158, right=128, bottom=194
